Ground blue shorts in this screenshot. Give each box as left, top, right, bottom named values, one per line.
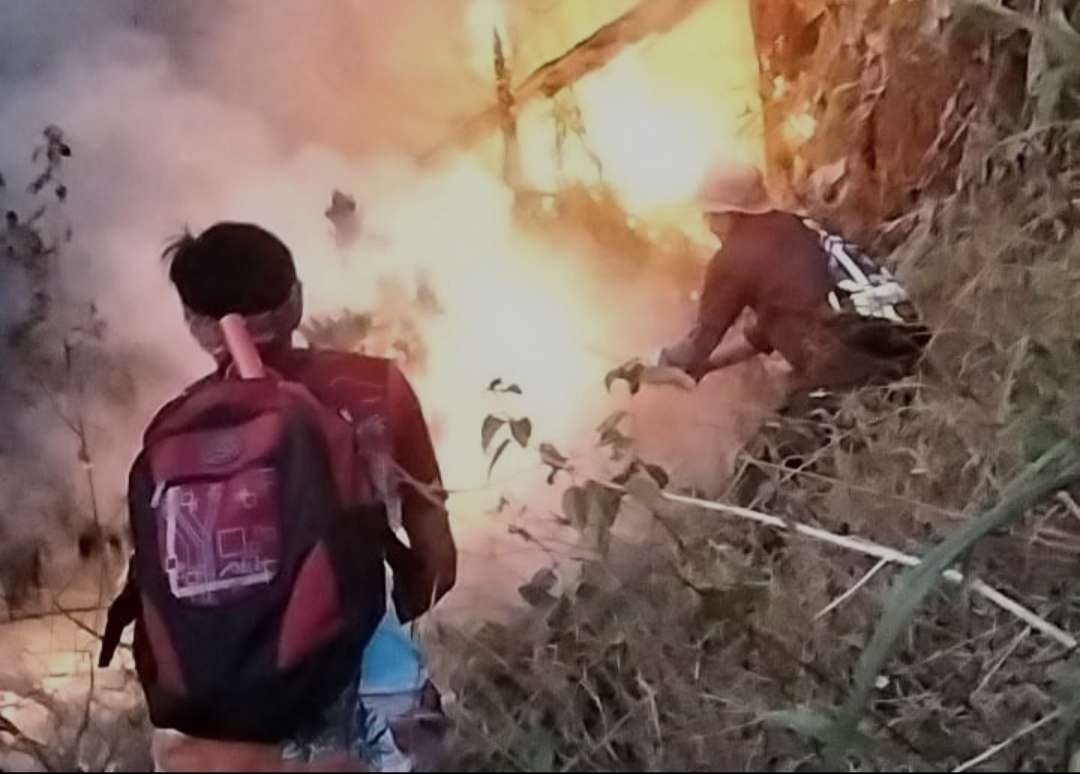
left=281, top=605, right=433, bottom=770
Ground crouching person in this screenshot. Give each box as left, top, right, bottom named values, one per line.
left=659, top=164, right=928, bottom=392
left=101, top=223, right=456, bottom=771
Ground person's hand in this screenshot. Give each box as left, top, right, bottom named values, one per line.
left=392, top=574, right=429, bottom=624
left=657, top=339, right=698, bottom=371
left=641, top=364, right=698, bottom=391
left=694, top=335, right=761, bottom=381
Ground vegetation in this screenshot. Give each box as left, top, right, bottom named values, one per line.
left=1, top=1, right=1079, bottom=770
left=437, top=2, right=1080, bottom=770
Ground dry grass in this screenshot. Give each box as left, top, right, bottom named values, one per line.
left=3, top=2, right=1080, bottom=771
left=437, top=164, right=1080, bottom=770
left=437, top=4, right=1080, bottom=771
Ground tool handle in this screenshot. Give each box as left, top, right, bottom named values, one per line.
left=220, top=314, right=266, bottom=379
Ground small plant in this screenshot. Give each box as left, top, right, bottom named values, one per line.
left=481, top=408, right=533, bottom=480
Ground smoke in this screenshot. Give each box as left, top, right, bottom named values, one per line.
left=0, top=0, right=766, bottom=619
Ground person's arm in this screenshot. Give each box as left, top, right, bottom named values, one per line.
left=386, top=364, right=456, bottom=622
left=661, top=249, right=750, bottom=379
left=693, top=334, right=760, bottom=378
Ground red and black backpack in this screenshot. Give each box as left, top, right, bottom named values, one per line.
left=101, top=366, right=389, bottom=742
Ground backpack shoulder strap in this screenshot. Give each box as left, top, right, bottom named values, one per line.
left=142, top=370, right=223, bottom=443
left=99, top=559, right=139, bottom=667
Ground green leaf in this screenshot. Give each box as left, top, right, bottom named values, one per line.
left=510, top=417, right=532, bottom=447
left=767, top=706, right=874, bottom=756
left=641, top=462, right=670, bottom=489
left=487, top=438, right=512, bottom=479
left=595, top=409, right=630, bottom=437
left=598, top=426, right=631, bottom=448
left=604, top=359, right=645, bottom=394
left=518, top=567, right=558, bottom=608
left=840, top=439, right=1080, bottom=732
left=586, top=481, right=624, bottom=529
left=614, top=459, right=666, bottom=489
left=524, top=729, right=556, bottom=771
left=1047, top=8, right=1080, bottom=62
left=564, top=483, right=623, bottom=544
left=539, top=442, right=569, bottom=484
left=481, top=414, right=504, bottom=452
left=488, top=377, right=523, bottom=394
left=562, top=485, right=589, bottom=529
left=1033, top=65, right=1078, bottom=123
left=545, top=594, right=573, bottom=632
left=624, top=470, right=664, bottom=510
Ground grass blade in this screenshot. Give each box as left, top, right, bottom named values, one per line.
left=840, top=438, right=1080, bottom=730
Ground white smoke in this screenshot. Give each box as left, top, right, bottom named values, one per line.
left=0, top=0, right=766, bottom=622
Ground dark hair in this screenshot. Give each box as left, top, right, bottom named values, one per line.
left=163, top=222, right=297, bottom=317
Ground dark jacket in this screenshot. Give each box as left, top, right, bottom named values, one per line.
left=689, top=211, right=833, bottom=372
left=102, top=348, right=456, bottom=666
left=268, top=348, right=456, bottom=622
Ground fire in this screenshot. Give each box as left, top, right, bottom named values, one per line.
left=474, top=0, right=764, bottom=229
left=311, top=1, right=766, bottom=598
left=0, top=0, right=775, bottom=743
left=402, top=0, right=766, bottom=602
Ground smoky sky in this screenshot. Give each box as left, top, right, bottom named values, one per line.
left=0, top=0, right=485, bottom=157
left=0, top=1, right=500, bottom=546
left=0, top=1, right=720, bottom=614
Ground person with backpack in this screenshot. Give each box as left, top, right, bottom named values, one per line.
left=658, top=164, right=927, bottom=391
left=100, top=222, right=456, bottom=771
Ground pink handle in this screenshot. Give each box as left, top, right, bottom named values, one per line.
left=219, top=314, right=266, bottom=379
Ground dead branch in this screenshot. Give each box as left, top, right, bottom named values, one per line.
left=953, top=707, right=1064, bottom=772
left=0, top=711, right=52, bottom=770
left=419, top=0, right=708, bottom=163
left=1, top=604, right=108, bottom=626
left=657, top=488, right=1079, bottom=649
left=590, top=473, right=1079, bottom=649
left=493, top=29, right=521, bottom=188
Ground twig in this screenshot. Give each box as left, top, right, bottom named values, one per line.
left=916, top=629, right=998, bottom=669
left=750, top=625, right=930, bottom=764
left=558, top=701, right=643, bottom=773
left=52, top=598, right=131, bottom=653
left=1057, top=491, right=1080, bottom=524
left=601, top=483, right=1078, bottom=649
left=2, top=604, right=108, bottom=626
left=749, top=625, right=841, bottom=692
left=0, top=712, right=51, bottom=769
left=972, top=625, right=1031, bottom=696
left=952, top=707, right=1064, bottom=772
left=420, top=0, right=707, bottom=161
left=814, top=558, right=891, bottom=620
left=743, top=457, right=965, bottom=520
left=75, top=649, right=95, bottom=759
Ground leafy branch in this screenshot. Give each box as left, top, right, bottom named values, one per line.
left=481, top=413, right=534, bottom=479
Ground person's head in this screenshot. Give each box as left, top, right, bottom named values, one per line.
left=163, top=222, right=303, bottom=358
left=704, top=211, right=739, bottom=240
left=698, top=163, right=772, bottom=239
